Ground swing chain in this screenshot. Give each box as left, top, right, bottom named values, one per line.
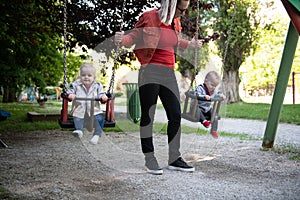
left=107, top=0, right=127, bottom=96
left=61, top=0, right=125, bottom=98
left=193, top=0, right=200, bottom=72
left=62, top=0, right=68, bottom=96
left=119, top=0, right=126, bottom=32
left=187, top=0, right=201, bottom=89
left=222, top=2, right=236, bottom=64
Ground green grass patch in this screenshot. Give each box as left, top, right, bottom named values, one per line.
left=0, top=187, right=11, bottom=199
left=225, top=102, right=300, bottom=125
left=271, top=144, right=300, bottom=161
left=0, top=101, right=62, bottom=132
left=0, top=101, right=299, bottom=133
left=105, top=120, right=259, bottom=141
left=93, top=98, right=300, bottom=125
left=0, top=186, right=27, bottom=200
left=225, top=102, right=270, bottom=120
left=0, top=121, right=59, bottom=132
left=154, top=122, right=259, bottom=141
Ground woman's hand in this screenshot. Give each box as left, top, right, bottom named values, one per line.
left=68, top=94, right=76, bottom=101
left=100, top=94, right=108, bottom=103
left=114, top=31, right=124, bottom=45
left=220, top=94, right=226, bottom=100
left=188, top=37, right=205, bottom=49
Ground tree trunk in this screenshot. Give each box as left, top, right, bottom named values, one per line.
left=222, top=70, right=241, bottom=104
left=2, top=85, right=17, bottom=103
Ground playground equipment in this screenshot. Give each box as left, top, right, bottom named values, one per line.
left=181, top=91, right=224, bottom=136
left=262, top=0, right=299, bottom=148
left=292, top=71, right=300, bottom=104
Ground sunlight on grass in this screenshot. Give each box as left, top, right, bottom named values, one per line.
left=225, top=102, right=300, bottom=125
left=0, top=101, right=299, bottom=133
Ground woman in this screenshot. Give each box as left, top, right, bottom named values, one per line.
left=115, top=0, right=204, bottom=175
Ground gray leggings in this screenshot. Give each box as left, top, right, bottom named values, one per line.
left=138, top=64, right=181, bottom=163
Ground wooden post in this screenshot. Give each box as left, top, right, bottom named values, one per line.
left=292, top=72, right=300, bottom=104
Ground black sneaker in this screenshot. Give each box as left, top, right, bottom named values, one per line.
left=168, top=157, right=195, bottom=172
left=145, top=155, right=163, bottom=175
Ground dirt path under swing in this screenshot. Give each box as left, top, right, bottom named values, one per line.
left=0, top=124, right=299, bottom=199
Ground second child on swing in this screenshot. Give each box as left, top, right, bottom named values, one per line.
left=195, top=71, right=226, bottom=139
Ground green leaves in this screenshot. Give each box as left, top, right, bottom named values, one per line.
left=0, top=0, right=64, bottom=102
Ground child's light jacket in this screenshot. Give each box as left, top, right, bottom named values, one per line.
left=68, top=80, right=105, bottom=118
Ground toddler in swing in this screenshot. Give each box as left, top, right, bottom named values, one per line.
left=195, top=71, right=226, bottom=138
left=67, top=63, right=108, bottom=145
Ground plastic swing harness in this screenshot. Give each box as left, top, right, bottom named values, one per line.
left=182, top=91, right=224, bottom=134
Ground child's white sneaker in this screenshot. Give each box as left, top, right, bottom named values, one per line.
left=72, top=130, right=83, bottom=139
left=90, top=135, right=99, bottom=145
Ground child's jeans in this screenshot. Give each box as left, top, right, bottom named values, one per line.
left=73, top=114, right=104, bottom=136
left=199, top=108, right=212, bottom=123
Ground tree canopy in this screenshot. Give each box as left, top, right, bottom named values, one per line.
left=1, top=0, right=295, bottom=104
left=240, top=1, right=300, bottom=96
left=0, top=0, right=65, bottom=102
left=0, top=0, right=156, bottom=102
left=66, top=0, right=157, bottom=54
left=177, top=1, right=217, bottom=87
left=211, top=0, right=260, bottom=103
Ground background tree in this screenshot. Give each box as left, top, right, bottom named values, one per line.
left=240, top=0, right=300, bottom=97
left=178, top=1, right=218, bottom=88
left=0, top=0, right=86, bottom=103
left=0, top=0, right=158, bottom=103
left=212, top=0, right=259, bottom=103
left=2, top=0, right=295, bottom=104
left=66, top=0, right=157, bottom=56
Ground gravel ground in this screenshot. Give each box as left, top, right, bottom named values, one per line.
left=0, top=126, right=299, bottom=200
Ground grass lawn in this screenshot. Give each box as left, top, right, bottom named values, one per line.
left=0, top=100, right=299, bottom=133
left=225, top=102, right=300, bottom=125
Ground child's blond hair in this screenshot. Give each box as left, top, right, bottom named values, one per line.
left=79, top=63, right=96, bottom=76
left=204, top=71, right=221, bottom=85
